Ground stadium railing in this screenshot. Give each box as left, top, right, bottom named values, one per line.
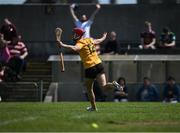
left=43, top=82, right=179, bottom=102
left=25, top=41, right=180, bottom=58
left=47, top=55, right=180, bottom=102
left=0, top=81, right=44, bottom=102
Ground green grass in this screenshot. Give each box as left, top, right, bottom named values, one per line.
left=0, top=102, right=180, bottom=132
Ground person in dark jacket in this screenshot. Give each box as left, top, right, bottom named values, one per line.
left=136, top=77, right=159, bottom=101
left=114, top=77, right=128, bottom=102
left=163, top=76, right=180, bottom=103
left=103, top=31, right=118, bottom=54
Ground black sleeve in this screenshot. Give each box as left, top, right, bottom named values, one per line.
left=140, top=32, right=144, bottom=38
left=160, top=34, right=163, bottom=41
left=114, top=41, right=118, bottom=53
left=104, top=41, right=109, bottom=53
left=9, top=24, right=18, bottom=37
left=0, top=25, right=5, bottom=34
left=124, top=86, right=128, bottom=93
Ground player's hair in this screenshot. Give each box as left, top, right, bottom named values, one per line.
left=118, top=77, right=126, bottom=85
left=167, top=76, right=175, bottom=81
left=145, top=21, right=151, bottom=26
left=163, top=27, right=170, bottom=33
left=143, top=77, right=151, bottom=81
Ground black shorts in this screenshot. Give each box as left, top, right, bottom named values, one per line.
left=85, top=63, right=105, bottom=79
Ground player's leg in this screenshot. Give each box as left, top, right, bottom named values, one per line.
left=96, top=73, right=120, bottom=91
left=85, top=78, right=97, bottom=110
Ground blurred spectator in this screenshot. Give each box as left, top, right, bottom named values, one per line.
left=136, top=77, right=159, bottom=101
left=0, top=61, right=4, bottom=82
left=103, top=31, right=118, bottom=54
left=95, top=44, right=101, bottom=55
left=70, top=3, right=101, bottom=38
left=0, top=18, right=18, bottom=42
left=0, top=33, right=11, bottom=82
left=7, top=40, right=28, bottom=80
left=139, top=21, right=156, bottom=50
left=0, top=18, right=28, bottom=81
left=159, top=27, right=176, bottom=48
left=163, top=76, right=180, bottom=103
left=114, top=77, right=128, bottom=102
left=0, top=34, right=11, bottom=63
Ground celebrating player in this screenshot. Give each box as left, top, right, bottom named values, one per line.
left=56, top=28, right=120, bottom=111
left=70, top=4, right=101, bottom=38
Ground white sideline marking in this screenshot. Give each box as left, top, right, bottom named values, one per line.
left=0, top=116, right=37, bottom=126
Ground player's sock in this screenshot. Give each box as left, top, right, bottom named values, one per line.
left=103, top=81, right=120, bottom=90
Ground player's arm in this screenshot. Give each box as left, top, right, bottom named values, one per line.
left=70, top=4, right=79, bottom=22
left=57, top=41, right=81, bottom=52
left=4, top=18, right=12, bottom=25
left=4, top=18, right=17, bottom=31
left=165, top=34, right=176, bottom=47
left=17, top=42, right=28, bottom=59
left=94, top=32, right=107, bottom=45
left=164, top=41, right=175, bottom=47
left=89, top=4, right=101, bottom=21
left=20, top=51, right=28, bottom=59
left=20, top=47, right=28, bottom=59
left=150, top=38, right=156, bottom=46
left=146, top=38, right=156, bottom=48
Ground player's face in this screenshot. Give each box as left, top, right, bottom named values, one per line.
left=167, top=80, right=175, bottom=86
left=119, top=79, right=125, bottom=86
left=163, top=28, right=169, bottom=34
left=81, top=15, right=87, bottom=22
left=110, top=32, right=116, bottom=40
left=144, top=79, right=150, bottom=86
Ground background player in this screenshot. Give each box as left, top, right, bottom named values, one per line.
left=70, top=4, right=101, bottom=38
left=56, top=28, right=120, bottom=111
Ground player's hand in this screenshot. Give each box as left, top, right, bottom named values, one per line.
left=115, top=91, right=125, bottom=96
left=103, top=32, right=107, bottom=38
left=57, top=40, right=61, bottom=44
left=119, top=91, right=126, bottom=96
left=4, top=18, right=11, bottom=25
left=96, top=4, right=101, bottom=9
left=70, top=3, right=76, bottom=9
left=58, top=40, right=62, bottom=46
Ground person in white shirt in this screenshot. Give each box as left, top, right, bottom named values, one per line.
left=70, top=4, right=101, bottom=38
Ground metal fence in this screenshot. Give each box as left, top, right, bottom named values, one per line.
left=0, top=81, right=44, bottom=102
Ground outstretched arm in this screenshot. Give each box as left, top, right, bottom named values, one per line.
left=94, top=32, right=107, bottom=45
left=57, top=41, right=81, bottom=52
left=4, top=18, right=12, bottom=25
left=70, top=4, right=79, bottom=22
left=89, top=4, right=101, bottom=21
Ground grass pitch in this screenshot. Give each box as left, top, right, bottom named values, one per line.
left=0, top=102, right=180, bottom=132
